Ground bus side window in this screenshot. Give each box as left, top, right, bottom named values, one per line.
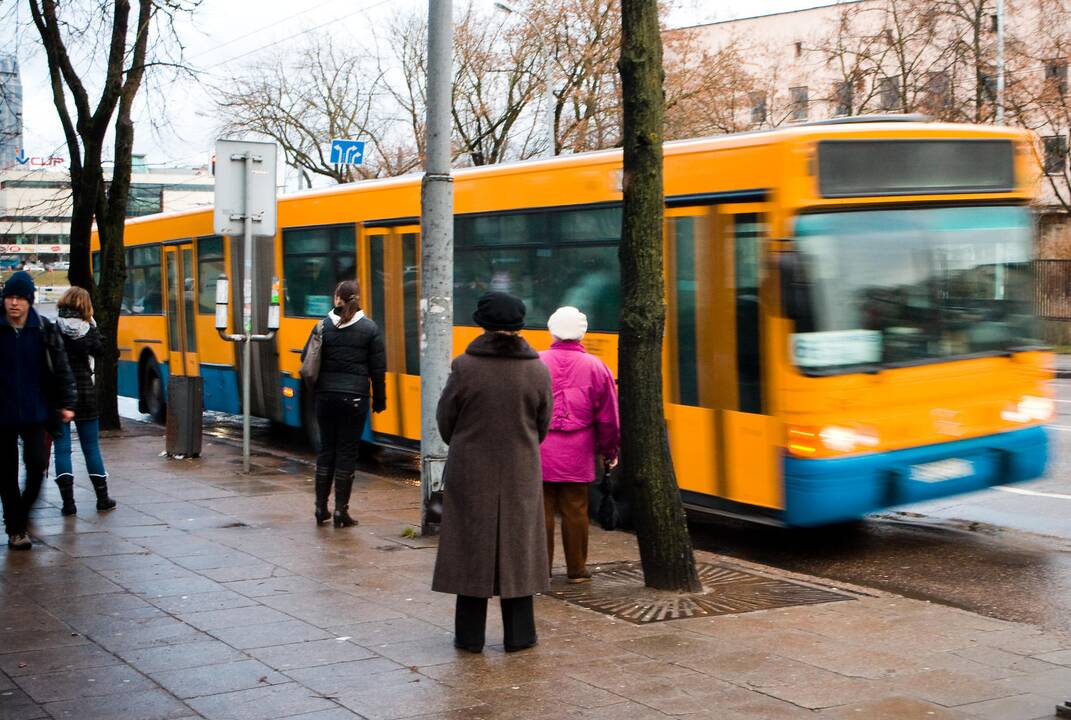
left=282, top=224, right=356, bottom=318
left=672, top=216, right=699, bottom=407
left=735, top=214, right=763, bottom=413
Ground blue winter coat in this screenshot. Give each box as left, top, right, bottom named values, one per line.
left=0, top=308, right=78, bottom=435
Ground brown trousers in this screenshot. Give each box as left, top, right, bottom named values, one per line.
left=543, top=482, right=590, bottom=579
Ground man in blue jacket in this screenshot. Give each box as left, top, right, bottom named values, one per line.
left=0, top=272, right=77, bottom=550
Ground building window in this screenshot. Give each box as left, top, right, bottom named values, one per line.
left=879, top=76, right=901, bottom=111
left=282, top=224, right=356, bottom=318
left=1043, top=135, right=1067, bottom=175
left=924, top=71, right=951, bottom=113
left=749, top=91, right=767, bottom=125
left=123, top=245, right=162, bottom=315
left=125, top=185, right=163, bottom=217
left=833, top=81, right=853, bottom=116
left=990, top=13, right=998, bottom=32
left=794, top=41, right=803, bottom=58
left=790, top=86, right=809, bottom=121
left=453, top=206, right=621, bottom=332
left=196, top=236, right=225, bottom=314
left=1046, top=60, right=1068, bottom=95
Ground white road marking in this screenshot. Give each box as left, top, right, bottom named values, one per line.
left=996, top=486, right=1071, bottom=501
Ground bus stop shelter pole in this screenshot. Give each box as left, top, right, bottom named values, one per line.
left=419, top=0, right=454, bottom=535
left=242, top=153, right=254, bottom=474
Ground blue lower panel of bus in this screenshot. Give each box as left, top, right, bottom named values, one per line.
left=783, top=426, right=1049, bottom=527
left=201, top=365, right=241, bottom=415
left=118, top=360, right=139, bottom=398
left=281, top=374, right=301, bottom=427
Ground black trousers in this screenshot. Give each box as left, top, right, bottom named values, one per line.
left=0, top=424, right=50, bottom=535
left=315, top=393, right=368, bottom=477
left=455, top=595, right=536, bottom=651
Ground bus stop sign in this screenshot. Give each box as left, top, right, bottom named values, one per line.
left=214, top=139, right=277, bottom=237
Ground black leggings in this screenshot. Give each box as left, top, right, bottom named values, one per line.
left=315, top=393, right=369, bottom=477
left=0, top=423, right=50, bottom=535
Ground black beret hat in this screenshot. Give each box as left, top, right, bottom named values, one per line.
left=472, top=291, right=526, bottom=331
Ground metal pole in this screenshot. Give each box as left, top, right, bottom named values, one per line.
left=420, top=0, right=454, bottom=535
left=996, top=0, right=1005, bottom=125
left=543, top=48, right=555, bottom=158
left=242, top=153, right=254, bottom=473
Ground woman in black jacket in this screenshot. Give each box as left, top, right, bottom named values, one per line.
left=302, top=280, right=386, bottom=527
left=53, top=287, right=115, bottom=515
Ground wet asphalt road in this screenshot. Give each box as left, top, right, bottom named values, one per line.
left=123, top=379, right=1071, bottom=635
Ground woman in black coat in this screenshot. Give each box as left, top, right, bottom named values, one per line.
left=53, top=287, right=115, bottom=515
left=301, top=279, right=386, bottom=527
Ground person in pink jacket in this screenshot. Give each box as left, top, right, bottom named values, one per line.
left=540, top=306, right=621, bottom=583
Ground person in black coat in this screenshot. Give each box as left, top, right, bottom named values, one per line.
left=52, top=287, right=115, bottom=516
left=0, top=272, right=77, bottom=550
left=301, top=279, right=386, bottom=527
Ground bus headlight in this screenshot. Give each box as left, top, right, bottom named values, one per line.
left=1002, top=395, right=1054, bottom=423
left=788, top=425, right=879, bottom=456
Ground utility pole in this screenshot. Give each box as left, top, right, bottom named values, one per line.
left=420, top=0, right=454, bottom=535
left=494, top=1, right=555, bottom=157
left=996, top=0, right=1005, bottom=124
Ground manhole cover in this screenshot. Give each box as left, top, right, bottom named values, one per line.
left=549, top=561, right=852, bottom=624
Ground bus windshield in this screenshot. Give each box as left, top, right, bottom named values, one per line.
left=790, top=205, right=1039, bottom=373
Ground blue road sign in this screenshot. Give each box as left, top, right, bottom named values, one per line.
left=329, top=139, right=365, bottom=166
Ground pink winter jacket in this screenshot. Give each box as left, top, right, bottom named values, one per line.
left=539, top=340, right=621, bottom=483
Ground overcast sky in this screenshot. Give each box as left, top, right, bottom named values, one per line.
left=4, top=0, right=842, bottom=172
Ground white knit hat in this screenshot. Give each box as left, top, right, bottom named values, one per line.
left=547, top=306, right=588, bottom=341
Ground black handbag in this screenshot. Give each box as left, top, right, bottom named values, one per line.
left=596, top=462, right=619, bottom=531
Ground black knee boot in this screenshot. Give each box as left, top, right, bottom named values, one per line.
left=454, top=595, right=487, bottom=653
left=332, top=470, right=357, bottom=528
left=501, top=596, right=537, bottom=652
left=55, top=474, right=76, bottom=516
left=313, top=468, right=332, bottom=525
left=89, top=475, right=116, bottom=511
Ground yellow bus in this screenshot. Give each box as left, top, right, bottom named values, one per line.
left=98, top=117, right=1052, bottom=526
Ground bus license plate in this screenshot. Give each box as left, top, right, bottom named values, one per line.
left=909, top=458, right=974, bottom=484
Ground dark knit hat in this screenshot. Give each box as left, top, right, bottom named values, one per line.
left=472, top=291, right=526, bottom=331
left=2, top=271, right=35, bottom=304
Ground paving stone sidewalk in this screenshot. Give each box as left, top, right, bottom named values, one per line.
left=2, top=423, right=1070, bottom=720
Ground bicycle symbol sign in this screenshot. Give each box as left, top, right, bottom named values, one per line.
left=329, top=139, right=365, bottom=166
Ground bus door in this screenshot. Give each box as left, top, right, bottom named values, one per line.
left=366, top=225, right=421, bottom=441
left=664, top=209, right=720, bottom=497
left=162, top=243, right=200, bottom=379
left=718, top=205, right=779, bottom=510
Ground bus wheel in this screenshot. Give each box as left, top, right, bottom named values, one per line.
left=143, top=363, right=166, bottom=424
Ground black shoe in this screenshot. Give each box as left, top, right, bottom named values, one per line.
left=90, top=475, right=116, bottom=512
left=332, top=470, right=357, bottom=528
left=56, top=474, right=77, bottom=516
left=314, top=468, right=332, bottom=525
left=453, top=640, right=483, bottom=653
left=333, top=508, right=358, bottom=528
left=7, top=533, right=31, bottom=550
left=504, top=640, right=537, bottom=653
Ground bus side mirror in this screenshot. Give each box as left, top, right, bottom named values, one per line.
left=777, top=250, right=811, bottom=324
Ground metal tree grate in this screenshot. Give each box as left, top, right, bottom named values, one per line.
left=548, top=561, right=853, bottom=624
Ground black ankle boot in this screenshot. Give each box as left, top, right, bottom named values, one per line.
left=56, top=474, right=76, bottom=516
left=332, top=470, right=357, bottom=528
left=89, top=475, right=116, bottom=511
left=313, top=468, right=332, bottom=525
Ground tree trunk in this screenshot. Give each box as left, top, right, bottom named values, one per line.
left=94, top=215, right=126, bottom=430
left=617, top=0, right=701, bottom=593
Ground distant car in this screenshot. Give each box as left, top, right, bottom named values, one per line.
left=53, top=261, right=69, bottom=270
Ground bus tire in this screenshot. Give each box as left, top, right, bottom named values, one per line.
left=142, top=360, right=166, bottom=424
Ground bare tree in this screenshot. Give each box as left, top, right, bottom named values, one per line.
left=29, top=0, right=197, bottom=429
left=618, top=0, right=701, bottom=592
left=663, top=31, right=756, bottom=137
left=215, top=36, right=418, bottom=184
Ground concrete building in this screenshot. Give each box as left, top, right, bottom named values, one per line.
left=0, top=157, right=214, bottom=265
left=0, top=54, right=22, bottom=171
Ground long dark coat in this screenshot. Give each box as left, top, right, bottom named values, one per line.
left=431, top=332, right=553, bottom=599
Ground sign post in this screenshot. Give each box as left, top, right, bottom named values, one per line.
left=213, top=139, right=279, bottom=473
